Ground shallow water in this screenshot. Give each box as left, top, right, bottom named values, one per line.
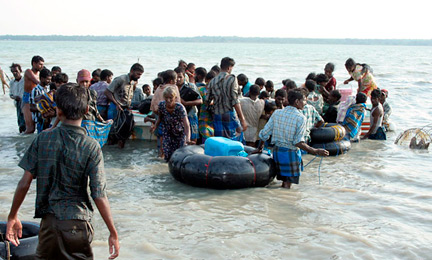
left=0, top=41, right=432, bottom=259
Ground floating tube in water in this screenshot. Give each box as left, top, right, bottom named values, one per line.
left=168, top=145, right=276, bottom=189
left=310, top=124, right=346, bottom=143
left=0, top=221, right=39, bottom=260
left=311, top=139, right=351, bottom=156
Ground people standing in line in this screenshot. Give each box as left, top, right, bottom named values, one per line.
left=256, top=89, right=329, bottom=189
left=23, top=56, right=44, bottom=134
left=90, top=69, right=113, bottom=120
left=5, top=83, right=119, bottom=259
left=240, top=84, right=265, bottom=147
left=344, top=58, right=378, bottom=97
left=105, top=63, right=144, bottom=148
left=151, top=86, right=191, bottom=162
left=176, top=67, right=202, bottom=144
left=362, top=89, right=386, bottom=140
left=9, top=63, right=26, bottom=133
left=207, top=57, right=248, bottom=140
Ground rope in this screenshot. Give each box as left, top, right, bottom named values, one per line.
left=303, top=154, right=324, bottom=185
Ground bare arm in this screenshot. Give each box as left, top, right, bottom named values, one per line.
left=25, top=69, right=40, bottom=85
left=362, top=106, right=381, bottom=139
left=296, top=142, right=329, bottom=156
left=181, top=98, right=202, bottom=107
left=94, top=196, right=120, bottom=259
left=104, top=89, right=123, bottom=111
left=182, top=115, right=191, bottom=143
left=6, top=171, right=34, bottom=246
left=234, top=103, right=248, bottom=131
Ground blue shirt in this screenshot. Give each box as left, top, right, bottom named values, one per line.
left=242, top=81, right=252, bottom=96
left=259, top=106, right=306, bottom=150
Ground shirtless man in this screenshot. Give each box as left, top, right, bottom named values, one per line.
left=22, top=56, right=44, bottom=134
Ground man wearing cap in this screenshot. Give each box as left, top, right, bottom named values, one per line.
left=104, top=63, right=144, bottom=148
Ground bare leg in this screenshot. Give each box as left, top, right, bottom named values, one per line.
left=281, top=181, right=292, bottom=189
left=22, top=104, right=35, bottom=134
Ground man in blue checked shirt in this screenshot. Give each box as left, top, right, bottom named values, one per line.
left=255, top=88, right=329, bottom=189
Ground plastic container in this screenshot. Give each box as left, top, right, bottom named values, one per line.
left=204, top=137, right=244, bottom=156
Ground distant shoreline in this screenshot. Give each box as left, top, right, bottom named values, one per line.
left=1, top=35, right=432, bottom=46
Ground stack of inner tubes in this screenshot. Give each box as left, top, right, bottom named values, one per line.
left=310, top=124, right=351, bottom=156
left=169, top=145, right=276, bottom=189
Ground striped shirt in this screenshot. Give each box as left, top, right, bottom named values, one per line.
left=207, top=72, right=241, bottom=115
left=259, top=106, right=306, bottom=150
left=30, top=84, right=47, bottom=122
left=18, top=123, right=107, bottom=221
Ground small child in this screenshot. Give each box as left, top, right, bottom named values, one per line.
left=322, top=90, right=341, bottom=123
left=362, top=89, right=386, bottom=140
left=305, top=79, right=324, bottom=115
left=152, top=86, right=191, bottom=161
left=324, top=62, right=336, bottom=93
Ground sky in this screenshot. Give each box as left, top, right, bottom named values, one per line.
left=1, top=0, right=432, bottom=39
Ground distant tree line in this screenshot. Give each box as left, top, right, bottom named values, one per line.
left=1, top=35, right=431, bottom=46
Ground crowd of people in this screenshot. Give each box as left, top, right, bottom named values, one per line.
left=1, top=55, right=394, bottom=259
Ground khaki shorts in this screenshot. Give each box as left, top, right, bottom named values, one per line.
left=36, top=214, right=94, bottom=260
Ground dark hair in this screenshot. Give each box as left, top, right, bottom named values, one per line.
left=174, top=67, right=185, bottom=75
left=264, top=100, right=277, bottom=113
left=284, top=80, right=297, bottom=90
left=51, top=66, right=61, bottom=73
left=31, top=55, right=44, bottom=64
left=130, top=63, right=144, bottom=73
left=259, top=91, right=270, bottom=99
left=187, top=63, right=195, bottom=70
left=288, top=89, right=304, bottom=105
left=345, top=58, right=356, bottom=68
left=205, top=70, right=217, bottom=82
left=10, top=63, right=22, bottom=72
left=162, top=70, right=177, bottom=84
left=356, top=92, right=367, bottom=104
left=370, top=89, right=381, bottom=99
left=100, top=69, right=113, bottom=81
left=249, top=84, right=261, bottom=96
left=237, top=74, right=248, bottom=84
left=330, top=90, right=341, bottom=101
left=195, top=67, right=207, bottom=79
left=306, top=72, right=316, bottom=81
left=305, top=79, right=316, bottom=92
left=315, top=73, right=329, bottom=84
left=178, top=60, right=187, bottom=67
left=210, top=65, right=221, bottom=74
left=142, top=84, right=150, bottom=89
left=40, top=68, right=52, bottom=79
left=255, top=77, right=265, bottom=86
left=275, top=88, right=287, bottom=98
left=54, top=73, right=69, bottom=84
left=220, top=57, right=235, bottom=70
left=265, top=80, right=274, bottom=89
left=55, top=83, right=88, bottom=120
left=325, top=62, right=335, bottom=72
left=153, top=77, right=163, bottom=87
left=92, top=68, right=101, bottom=77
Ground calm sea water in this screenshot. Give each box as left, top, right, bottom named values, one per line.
left=0, top=41, right=432, bottom=259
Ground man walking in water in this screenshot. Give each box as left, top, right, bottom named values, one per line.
left=22, top=56, right=44, bottom=134
left=207, top=57, right=247, bottom=140
left=6, top=83, right=119, bottom=259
